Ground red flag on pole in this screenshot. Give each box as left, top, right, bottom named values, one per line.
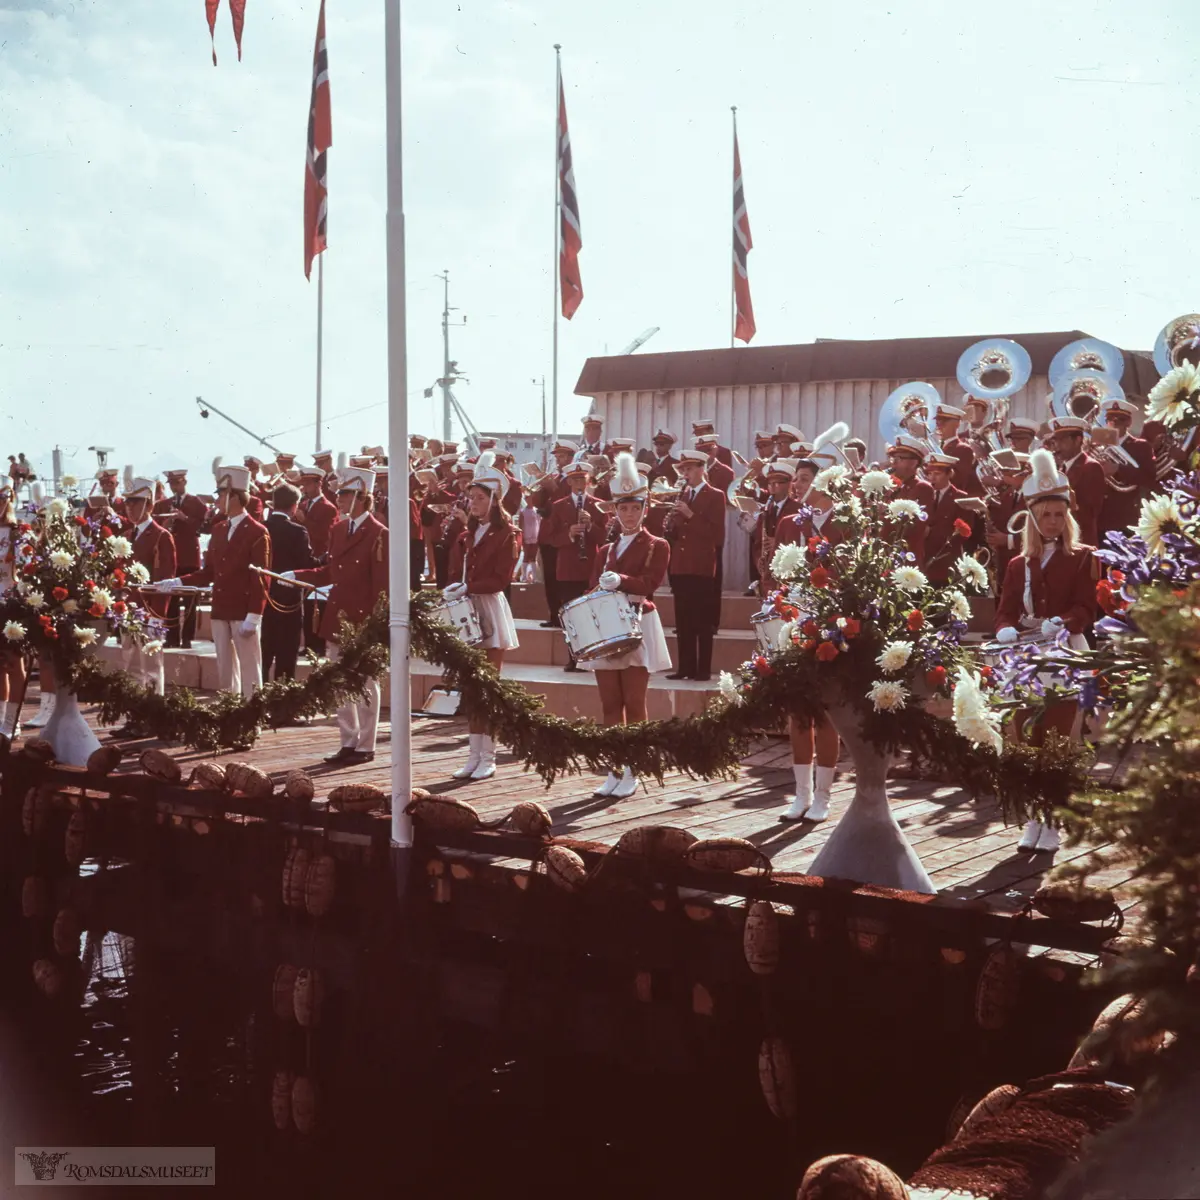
left=229, top=0, right=246, bottom=60
left=304, top=0, right=332, bottom=280
left=205, top=0, right=219, bottom=65
left=732, top=127, right=756, bottom=344
left=557, top=75, right=583, bottom=320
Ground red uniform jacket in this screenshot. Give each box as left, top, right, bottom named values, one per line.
left=181, top=513, right=270, bottom=622
left=295, top=493, right=340, bottom=558
left=890, top=476, right=934, bottom=565
left=924, top=484, right=978, bottom=581
left=529, top=471, right=571, bottom=519
left=637, top=452, right=679, bottom=487
left=131, top=519, right=177, bottom=618
left=713, top=444, right=734, bottom=468
left=409, top=497, right=422, bottom=542
left=500, top=475, right=523, bottom=517
left=706, top=458, right=735, bottom=494
left=152, top=493, right=208, bottom=573
left=448, top=520, right=517, bottom=595
left=1065, top=452, right=1105, bottom=548
left=942, top=437, right=982, bottom=496
left=294, top=514, right=388, bottom=642
left=1098, top=435, right=1155, bottom=543
left=995, top=546, right=1097, bottom=636
left=542, top=493, right=608, bottom=582
left=589, top=529, right=670, bottom=612
left=665, top=481, right=725, bottom=577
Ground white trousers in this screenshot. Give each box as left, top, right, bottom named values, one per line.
left=120, top=634, right=165, bottom=696
left=329, top=642, right=380, bottom=752
left=211, top=618, right=263, bottom=697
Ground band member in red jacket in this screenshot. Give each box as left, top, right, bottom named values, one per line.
left=692, top=420, right=734, bottom=467
left=294, top=464, right=340, bottom=656
left=934, top=402, right=982, bottom=496
left=1096, top=397, right=1156, bottom=543
left=753, top=459, right=803, bottom=596
left=580, top=454, right=672, bottom=799
left=1049, top=415, right=1105, bottom=548
left=922, top=451, right=980, bottom=583
left=160, top=462, right=271, bottom=697
left=288, top=467, right=388, bottom=764
left=154, top=468, right=209, bottom=648
left=444, top=453, right=520, bottom=781
left=994, top=449, right=1098, bottom=853
left=665, top=451, right=725, bottom=681
left=885, top=435, right=935, bottom=565
left=637, top=428, right=680, bottom=486
left=529, top=440, right=578, bottom=629
left=120, top=476, right=175, bottom=704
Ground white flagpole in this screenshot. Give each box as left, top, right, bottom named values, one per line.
left=385, top=0, right=412, bottom=851
left=730, top=105, right=736, bottom=350
left=551, top=43, right=561, bottom=442
left=315, top=254, right=325, bottom=453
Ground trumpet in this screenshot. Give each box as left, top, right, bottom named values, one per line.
left=1088, top=427, right=1140, bottom=493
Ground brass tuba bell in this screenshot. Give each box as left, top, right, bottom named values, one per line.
left=956, top=338, right=1032, bottom=401
left=1154, top=314, right=1200, bottom=375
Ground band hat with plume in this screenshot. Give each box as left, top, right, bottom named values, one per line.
left=808, top=421, right=850, bottom=466
left=1049, top=415, right=1089, bottom=433
left=122, top=476, right=157, bottom=501
left=336, top=466, right=377, bottom=494
left=1021, top=448, right=1071, bottom=503
left=887, top=434, right=930, bottom=460
left=652, top=428, right=677, bottom=444
left=1007, top=417, right=1040, bottom=433
left=213, top=458, right=253, bottom=492
left=336, top=451, right=349, bottom=471
left=609, top=452, right=649, bottom=502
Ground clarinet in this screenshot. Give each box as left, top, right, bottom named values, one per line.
left=577, top=505, right=590, bottom=562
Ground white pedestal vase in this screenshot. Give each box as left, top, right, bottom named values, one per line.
left=40, top=686, right=101, bottom=767
left=807, top=702, right=935, bottom=895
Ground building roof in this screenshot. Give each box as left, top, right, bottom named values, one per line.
left=574, top=331, right=1160, bottom=397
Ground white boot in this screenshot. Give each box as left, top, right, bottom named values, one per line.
left=452, top=733, right=482, bottom=779
left=1, top=702, right=18, bottom=738
left=609, top=766, right=638, bottom=799
left=470, top=736, right=497, bottom=781
left=1017, top=820, right=1042, bottom=850
left=1034, top=823, right=1061, bottom=853
left=593, top=771, right=621, bottom=798
left=25, top=692, right=54, bottom=729
left=780, top=763, right=814, bottom=821
left=808, top=765, right=835, bottom=822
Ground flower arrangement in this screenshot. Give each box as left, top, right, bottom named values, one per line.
left=0, top=504, right=160, bottom=674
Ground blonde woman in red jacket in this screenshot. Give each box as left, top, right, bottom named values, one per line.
left=446, top=453, right=520, bottom=781
left=583, top=453, right=671, bottom=799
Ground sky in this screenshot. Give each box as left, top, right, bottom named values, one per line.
left=1, top=0, right=1196, bottom=484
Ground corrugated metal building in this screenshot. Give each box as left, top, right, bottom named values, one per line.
left=573, top=330, right=1159, bottom=590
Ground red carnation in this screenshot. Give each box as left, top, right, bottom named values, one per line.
left=74, top=515, right=87, bottom=526
left=112, top=568, right=126, bottom=585
left=22, top=562, right=37, bottom=575
left=907, top=609, right=925, bottom=631
left=100, top=526, right=113, bottom=538
left=807, top=535, right=826, bottom=553
left=953, top=518, right=972, bottom=539
left=88, top=604, right=104, bottom=618
left=18, top=523, right=31, bottom=533
left=802, top=639, right=817, bottom=652
left=925, top=665, right=947, bottom=688
left=801, top=619, right=819, bottom=636
left=52, top=587, right=68, bottom=601
left=39, top=614, right=53, bottom=626
left=112, top=601, right=126, bottom=614
left=752, top=654, right=773, bottom=676
left=816, top=641, right=839, bottom=662
left=810, top=566, right=831, bottom=589
left=1110, top=569, right=1125, bottom=584
left=840, top=617, right=861, bottom=637
left=1096, top=580, right=1116, bottom=615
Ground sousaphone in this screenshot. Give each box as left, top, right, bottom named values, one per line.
left=1154, top=313, right=1200, bottom=375
left=956, top=338, right=1032, bottom=401
left=1048, top=337, right=1124, bottom=390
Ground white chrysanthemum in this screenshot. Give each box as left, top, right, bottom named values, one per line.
left=3, top=620, right=25, bottom=642
left=26, top=591, right=45, bottom=610
left=947, top=590, right=972, bottom=622
left=73, top=626, right=98, bottom=646
left=886, top=498, right=923, bottom=521
left=142, top=639, right=164, bottom=656
left=61, top=599, right=79, bottom=614
left=46, top=497, right=68, bottom=517
left=893, top=565, right=928, bottom=593
left=876, top=640, right=913, bottom=674
left=60, top=475, right=77, bottom=488
left=859, top=469, right=894, bottom=496
left=867, top=680, right=908, bottom=712
left=126, top=562, right=150, bottom=584
left=1136, top=493, right=1185, bottom=558
left=839, top=494, right=864, bottom=520
left=106, top=535, right=133, bottom=558
left=812, top=464, right=848, bottom=493
left=770, top=542, right=806, bottom=581
left=717, top=671, right=742, bottom=704
left=90, top=588, right=113, bottom=612
left=1146, top=362, right=1200, bottom=428
left=954, top=555, right=989, bottom=591
left=952, top=666, right=1003, bottom=753
left=49, top=549, right=72, bottom=569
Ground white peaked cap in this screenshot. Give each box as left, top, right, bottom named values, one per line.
left=652, top=428, right=677, bottom=443
left=1049, top=415, right=1089, bottom=433
left=609, top=452, right=648, bottom=501
left=471, top=451, right=507, bottom=494
left=1008, top=417, right=1040, bottom=433
left=764, top=458, right=797, bottom=479
left=336, top=466, right=376, bottom=494
left=888, top=434, right=929, bottom=459
left=1021, top=449, right=1071, bottom=502
left=297, top=464, right=326, bottom=479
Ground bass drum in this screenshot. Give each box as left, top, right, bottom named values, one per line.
left=561, top=590, right=643, bottom=661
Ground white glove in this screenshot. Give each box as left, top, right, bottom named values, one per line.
left=157, top=577, right=182, bottom=592
left=442, top=582, right=468, bottom=601
left=996, top=626, right=1019, bottom=644
left=1041, top=616, right=1064, bottom=637
left=598, top=571, right=621, bottom=591
left=239, top=614, right=262, bottom=636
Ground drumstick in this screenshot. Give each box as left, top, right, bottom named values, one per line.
left=250, top=564, right=318, bottom=591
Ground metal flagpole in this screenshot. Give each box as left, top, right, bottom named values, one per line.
left=730, top=105, right=736, bottom=350
left=551, top=43, right=561, bottom=442
left=315, top=255, right=325, bottom=453
left=384, top=0, right=413, bottom=855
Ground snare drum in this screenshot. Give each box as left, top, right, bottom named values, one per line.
left=561, top=590, right=643, bottom=661
left=432, top=595, right=484, bottom=646
left=750, top=608, right=787, bottom=655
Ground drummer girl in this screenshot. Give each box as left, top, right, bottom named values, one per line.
left=994, top=449, right=1098, bottom=852
left=445, top=452, right=520, bottom=782
left=582, top=453, right=671, bottom=799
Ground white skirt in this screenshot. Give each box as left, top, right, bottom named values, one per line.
left=583, top=604, right=672, bottom=673
left=473, top=591, right=519, bottom=651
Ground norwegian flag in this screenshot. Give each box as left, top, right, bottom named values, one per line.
left=557, top=75, right=583, bottom=320
left=204, top=0, right=245, bottom=65
left=732, top=129, right=756, bottom=344
left=304, top=0, right=332, bottom=280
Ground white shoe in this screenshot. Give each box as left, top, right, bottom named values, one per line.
left=808, top=765, right=835, bottom=822
left=780, top=764, right=814, bottom=821
left=1017, top=820, right=1042, bottom=850
left=1, top=702, right=19, bottom=738
left=1034, top=824, right=1061, bottom=853
left=470, top=736, right=496, bottom=781
left=609, top=767, right=638, bottom=799
left=593, top=772, right=621, bottom=798
left=24, top=693, right=55, bottom=729
left=452, top=733, right=482, bottom=779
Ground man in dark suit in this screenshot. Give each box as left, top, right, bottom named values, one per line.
left=262, top=483, right=315, bottom=681
left=636, top=428, right=680, bottom=486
